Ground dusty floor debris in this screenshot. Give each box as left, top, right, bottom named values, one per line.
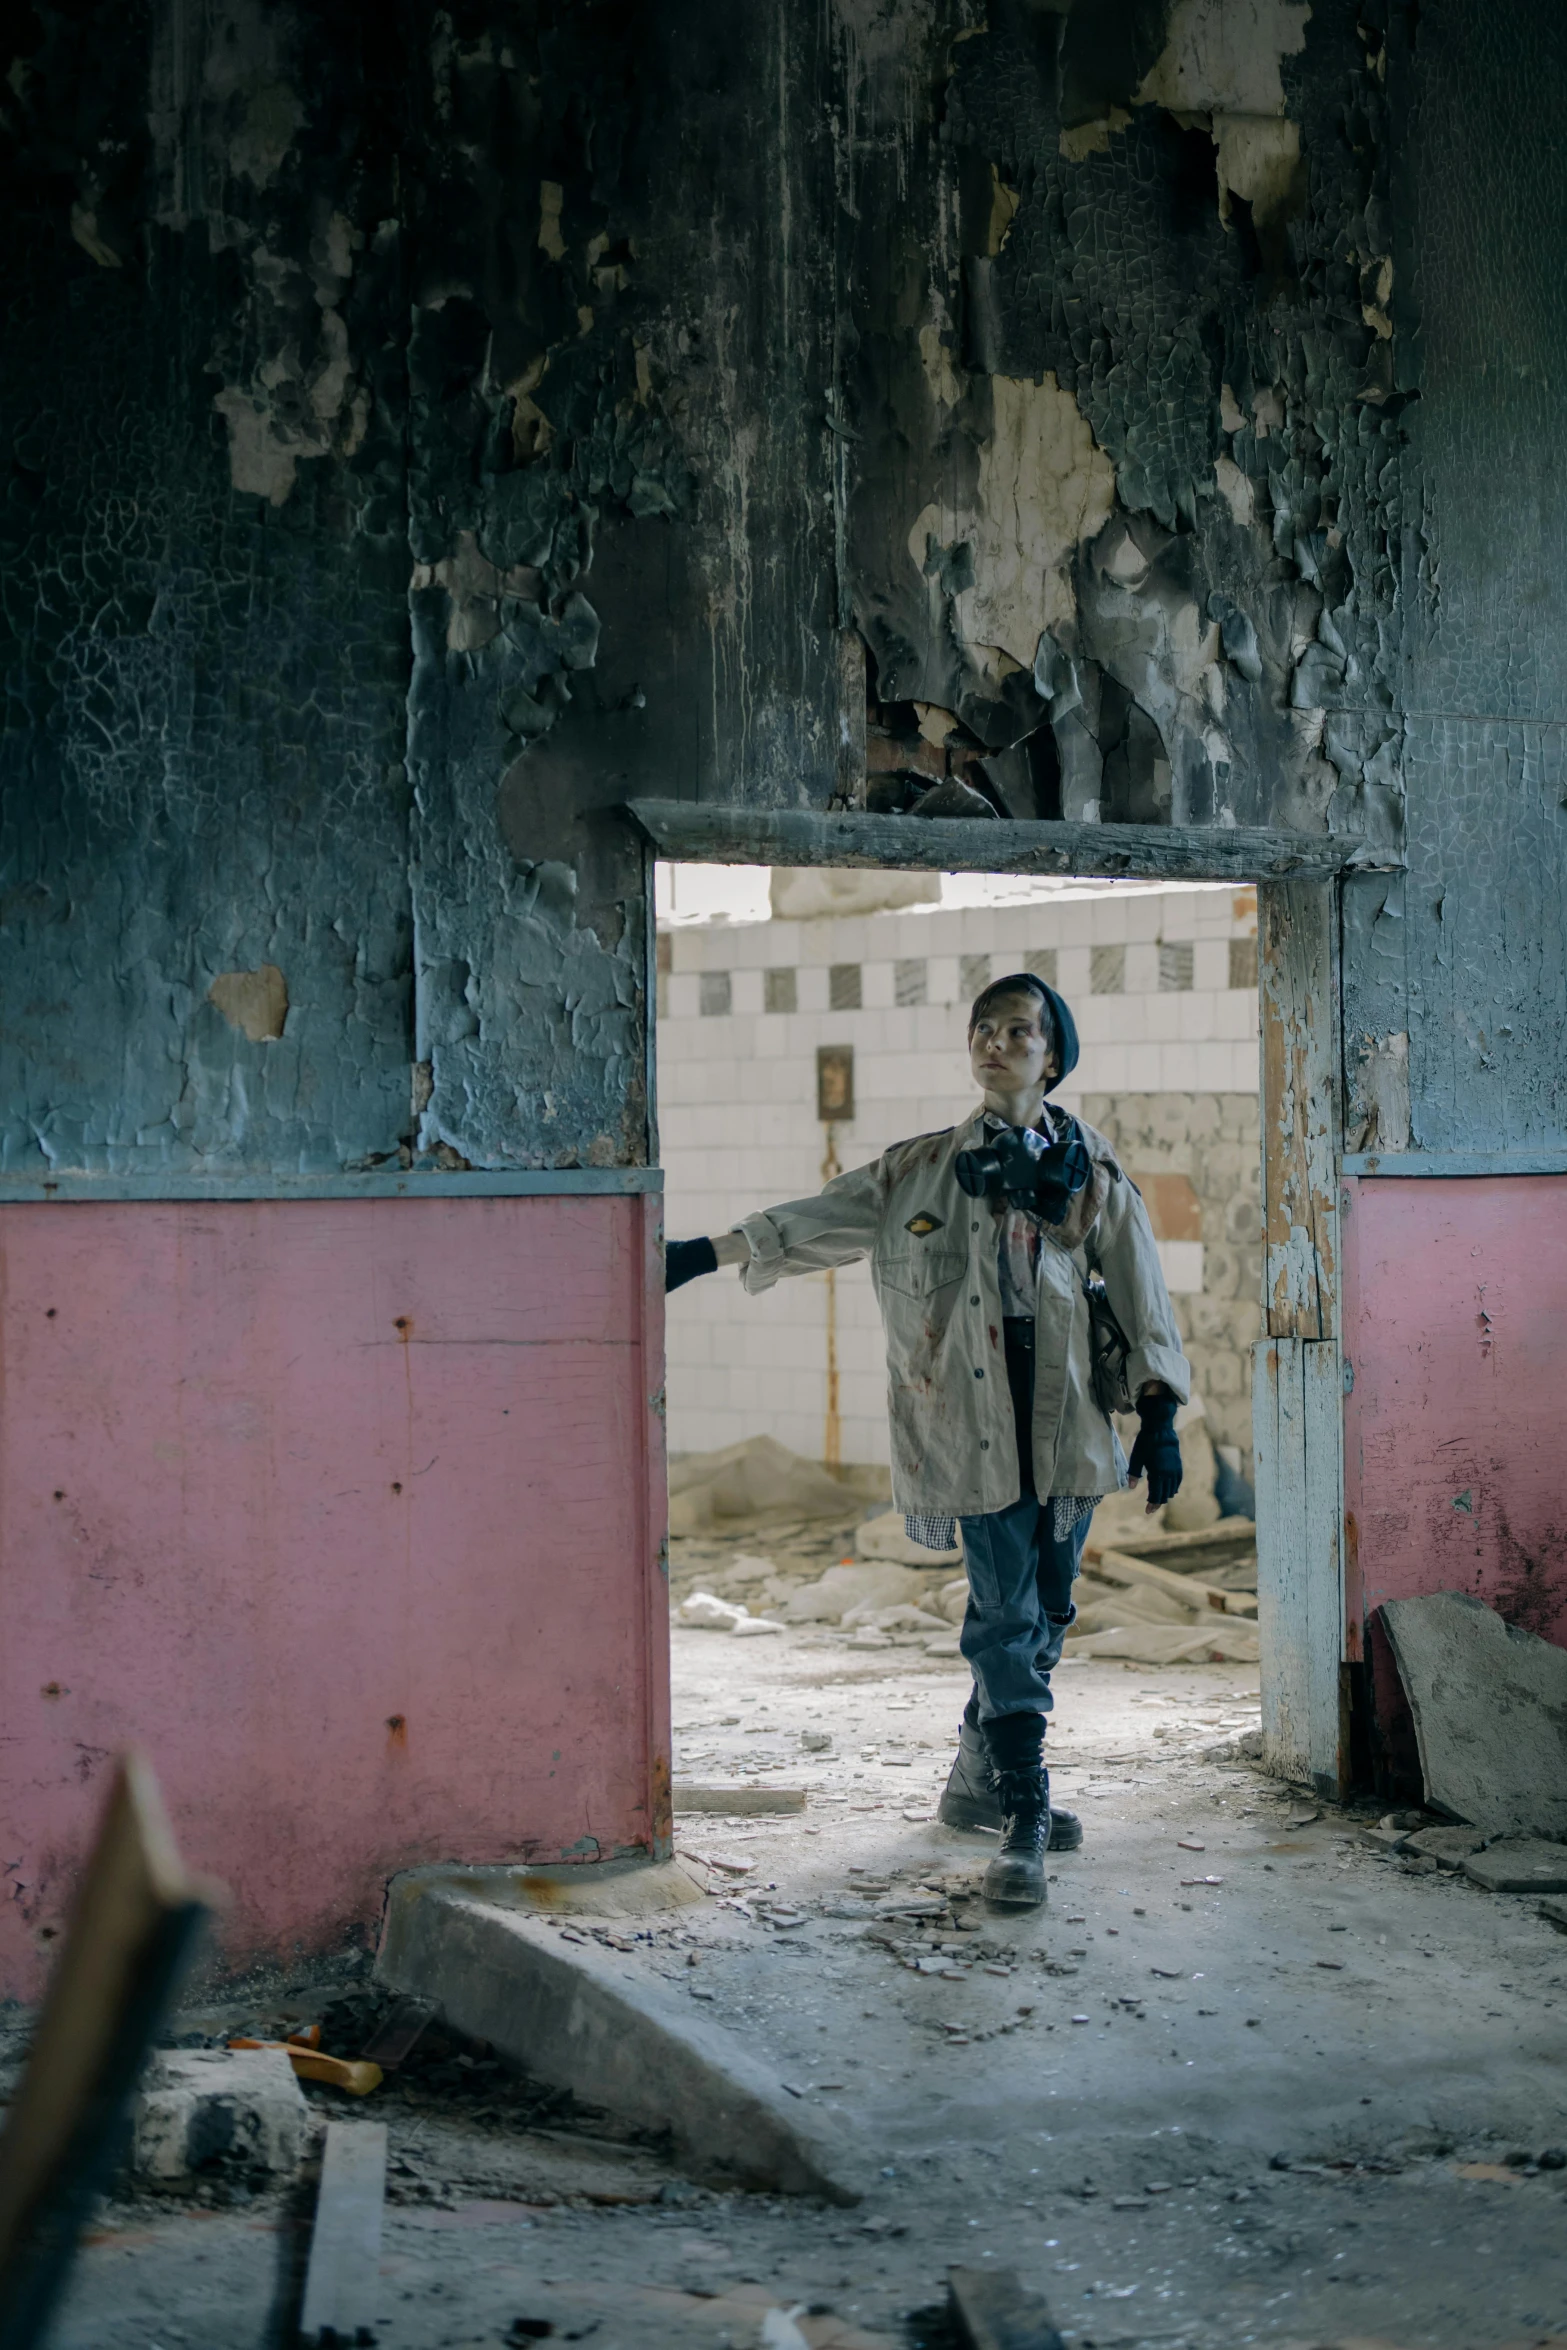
left=17, top=1621, right=1567, bottom=2349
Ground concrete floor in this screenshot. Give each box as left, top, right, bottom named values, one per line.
left=45, top=1628, right=1567, bottom=2348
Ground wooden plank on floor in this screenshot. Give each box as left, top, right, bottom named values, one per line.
left=1092, top=1546, right=1257, bottom=1618
left=299, top=2121, right=387, bottom=2347
left=674, top=1785, right=807, bottom=1813
left=947, top=2264, right=1066, bottom=2350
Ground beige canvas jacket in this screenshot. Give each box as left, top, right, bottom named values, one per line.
left=734, top=1107, right=1190, bottom=1518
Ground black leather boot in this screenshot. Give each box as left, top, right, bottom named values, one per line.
left=937, top=1719, right=1084, bottom=1850
left=982, top=1766, right=1051, bottom=1907
left=937, top=1718, right=1002, bottom=1831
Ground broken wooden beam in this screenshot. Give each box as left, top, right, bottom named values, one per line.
left=1106, top=1517, right=1256, bottom=1572
left=625, top=799, right=1403, bottom=882
left=1091, top=1545, right=1258, bottom=1619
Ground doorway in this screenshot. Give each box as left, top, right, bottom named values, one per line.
left=654, top=858, right=1266, bottom=1682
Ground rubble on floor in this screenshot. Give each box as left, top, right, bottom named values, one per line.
left=1381, top=1589, right=1567, bottom=1841
left=1461, top=1840, right=1567, bottom=1895
left=1065, top=1511, right=1258, bottom=1662
left=667, top=1434, right=1257, bottom=1668
left=123, top=1977, right=696, bottom=2220
left=678, top=1591, right=785, bottom=1635
left=1403, top=1824, right=1488, bottom=1866
left=1355, top=1811, right=1567, bottom=1901
left=669, top=1437, right=887, bottom=1538
left=1063, top=1620, right=1262, bottom=1665
left=133, top=2045, right=309, bottom=2184
left=1071, top=1577, right=1197, bottom=1630
left=376, top=1872, right=860, bottom=2201
left=39, top=1640, right=1567, bottom=2350
left=781, top=1564, right=939, bottom=1625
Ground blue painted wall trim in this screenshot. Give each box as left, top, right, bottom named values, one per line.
left=0, top=1170, right=663, bottom=1204
left=1341, top=1152, right=1567, bottom=1180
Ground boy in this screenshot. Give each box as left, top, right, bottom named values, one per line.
left=665, top=973, right=1189, bottom=1908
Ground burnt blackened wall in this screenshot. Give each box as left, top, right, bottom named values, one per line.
left=4, top=0, right=1563, bottom=1177
left=0, top=0, right=847, bottom=1177
left=1342, top=0, right=1567, bottom=1156
left=400, top=6, right=846, bottom=1166
left=1, top=3, right=415, bottom=1177
left=837, top=0, right=1408, bottom=848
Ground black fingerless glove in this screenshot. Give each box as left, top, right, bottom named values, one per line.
left=665, top=1237, right=719, bottom=1293
left=1128, top=1390, right=1183, bottom=1506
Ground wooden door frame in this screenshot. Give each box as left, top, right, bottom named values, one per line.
left=632, top=806, right=1370, bottom=1801
left=1254, top=879, right=1346, bottom=1798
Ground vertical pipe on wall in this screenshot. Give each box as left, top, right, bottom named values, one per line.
left=823, top=1270, right=841, bottom=1469
left=820, top=1121, right=843, bottom=1468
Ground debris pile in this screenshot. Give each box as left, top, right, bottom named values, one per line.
left=1381, top=1590, right=1567, bottom=1841
left=669, top=1436, right=884, bottom=1537
left=667, top=1435, right=1258, bottom=1666
left=1366, top=1592, right=1567, bottom=1913
left=1066, top=1514, right=1259, bottom=1664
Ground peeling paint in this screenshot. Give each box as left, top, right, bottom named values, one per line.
left=1345, top=1031, right=1410, bottom=1155
left=211, top=223, right=370, bottom=507
left=209, top=966, right=289, bottom=1044
left=1211, top=112, right=1303, bottom=235
left=910, top=371, right=1116, bottom=672
left=844, top=0, right=1411, bottom=847
left=1214, top=454, right=1256, bottom=527
left=4, top=0, right=1565, bottom=1189
left=68, top=202, right=122, bottom=266
left=537, top=179, right=567, bottom=261
left=1135, top=0, right=1311, bottom=116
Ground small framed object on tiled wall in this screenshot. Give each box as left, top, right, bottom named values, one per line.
left=817, top=1044, right=855, bottom=1123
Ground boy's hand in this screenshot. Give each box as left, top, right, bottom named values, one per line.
left=665, top=1237, right=719, bottom=1292
left=1129, top=1388, right=1182, bottom=1509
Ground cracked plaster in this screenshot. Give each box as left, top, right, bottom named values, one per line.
left=3, top=0, right=1566, bottom=1176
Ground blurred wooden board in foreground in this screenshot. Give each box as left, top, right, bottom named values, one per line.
left=0, top=1751, right=221, bottom=2350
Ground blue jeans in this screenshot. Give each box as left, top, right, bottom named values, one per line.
left=957, top=1314, right=1089, bottom=1724
left=957, top=1498, right=1088, bottom=1722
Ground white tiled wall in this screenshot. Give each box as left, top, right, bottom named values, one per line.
left=659, top=882, right=1260, bottom=1466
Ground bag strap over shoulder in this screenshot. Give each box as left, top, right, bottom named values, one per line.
left=1080, top=1258, right=1135, bottom=1419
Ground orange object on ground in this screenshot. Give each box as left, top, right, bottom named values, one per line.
left=228, top=2038, right=382, bottom=2097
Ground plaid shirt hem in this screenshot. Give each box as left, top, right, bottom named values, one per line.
left=904, top=1494, right=1100, bottom=1552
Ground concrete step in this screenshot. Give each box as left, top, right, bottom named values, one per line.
left=377, top=1866, right=862, bottom=2205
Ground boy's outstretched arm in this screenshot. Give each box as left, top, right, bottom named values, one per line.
left=666, top=1160, right=887, bottom=1295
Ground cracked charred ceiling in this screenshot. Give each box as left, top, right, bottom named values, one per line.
left=1, top=0, right=1563, bottom=1173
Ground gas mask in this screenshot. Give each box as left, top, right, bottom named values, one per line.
left=955, top=1121, right=1092, bottom=1227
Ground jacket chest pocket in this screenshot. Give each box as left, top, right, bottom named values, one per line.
left=875, top=1244, right=967, bottom=1302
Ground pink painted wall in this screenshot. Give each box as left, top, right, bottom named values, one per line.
left=0, top=1194, right=669, bottom=2003
left=1341, top=1174, right=1567, bottom=1680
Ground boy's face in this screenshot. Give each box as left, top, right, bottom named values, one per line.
left=968, top=992, right=1059, bottom=1099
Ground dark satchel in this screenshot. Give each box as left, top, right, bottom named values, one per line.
left=1083, top=1270, right=1135, bottom=1418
